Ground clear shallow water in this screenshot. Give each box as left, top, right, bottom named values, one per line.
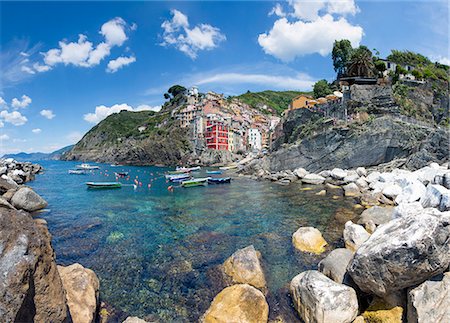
left=29, top=161, right=359, bottom=322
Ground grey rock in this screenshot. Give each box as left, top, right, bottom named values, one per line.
left=294, top=167, right=308, bottom=178
left=382, top=184, right=402, bottom=199
left=356, top=167, right=367, bottom=177
left=11, top=187, right=48, bottom=212
left=0, top=196, right=15, bottom=210
left=331, top=168, right=347, bottom=180
left=420, top=184, right=449, bottom=209
left=301, top=174, right=325, bottom=185
left=343, top=183, right=360, bottom=197
left=318, top=248, right=354, bottom=283
left=290, top=270, right=358, bottom=323
left=343, top=221, right=370, bottom=252
left=348, top=209, right=450, bottom=296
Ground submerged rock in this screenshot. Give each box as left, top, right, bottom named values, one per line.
left=407, top=272, right=450, bottom=323
left=290, top=270, right=358, bottom=323
left=292, top=227, right=327, bottom=254
left=223, top=245, right=266, bottom=290
left=11, top=187, right=48, bottom=212
left=0, top=208, right=69, bottom=322
left=318, top=248, right=354, bottom=283
left=357, top=206, right=394, bottom=226
left=58, top=263, right=100, bottom=323
left=343, top=221, right=370, bottom=252
left=348, top=209, right=450, bottom=296
left=201, top=284, right=269, bottom=323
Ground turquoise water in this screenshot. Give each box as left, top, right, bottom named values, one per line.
left=29, top=161, right=358, bottom=321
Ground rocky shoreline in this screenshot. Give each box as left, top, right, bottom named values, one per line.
left=1, top=158, right=449, bottom=322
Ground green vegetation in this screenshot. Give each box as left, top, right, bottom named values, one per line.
left=233, top=90, right=312, bottom=115
left=393, top=84, right=433, bottom=121
left=332, top=39, right=353, bottom=77
left=347, top=45, right=376, bottom=78
left=313, top=79, right=333, bottom=99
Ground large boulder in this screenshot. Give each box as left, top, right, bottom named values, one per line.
left=407, top=272, right=450, bottom=323
left=318, top=248, right=354, bottom=283
left=420, top=184, right=449, bottom=208
left=343, top=221, right=370, bottom=252
left=294, top=167, right=308, bottom=179
left=357, top=206, right=394, bottom=226
left=392, top=202, right=423, bottom=219
left=0, top=176, right=19, bottom=194
left=0, top=196, right=15, bottom=210
left=331, top=168, right=347, bottom=180
left=356, top=167, right=367, bottom=177
left=395, top=181, right=426, bottom=204
left=292, top=227, right=327, bottom=254
left=290, top=270, right=358, bottom=323
left=58, top=263, right=100, bottom=323
left=348, top=210, right=450, bottom=296
left=382, top=184, right=402, bottom=199
left=0, top=209, right=69, bottom=322
left=301, top=174, right=325, bottom=185
left=223, top=245, right=266, bottom=290
left=201, top=284, right=269, bottom=323
left=11, top=187, right=48, bottom=212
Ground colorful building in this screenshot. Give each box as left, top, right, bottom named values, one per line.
left=248, top=128, right=262, bottom=151
left=205, top=117, right=229, bottom=150
left=289, top=95, right=315, bottom=110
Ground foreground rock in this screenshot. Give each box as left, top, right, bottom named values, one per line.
left=0, top=209, right=69, bottom=322
left=58, top=263, right=100, bottom=323
left=223, top=245, right=266, bottom=290
left=290, top=270, right=358, bottom=323
left=292, top=227, right=327, bottom=254
left=343, top=221, right=370, bottom=252
left=361, top=296, right=403, bottom=323
left=357, top=206, right=394, bottom=226
left=348, top=209, right=450, bottom=296
left=301, top=173, right=325, bottom=185
left=407, top=272, right=450, bottom=323
left=318, top=248, right=353, bottom=283
left=201, top=284, right=269, bottom=323
left=11, top=186, right=48, bottom=212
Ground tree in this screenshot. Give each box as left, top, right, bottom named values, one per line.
left=374, top=60, right=387, bottom=76
left=167, top=85, right=187, bottom=97
left=313, top=79, right=333, bottom=99
left=332, top=39, right=354, bottom=77
left=347, top=46, right=376, bottom=78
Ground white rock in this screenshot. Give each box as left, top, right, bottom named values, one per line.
left=290, top=271, right=358, bottom=323
left=355, top=177, right=369, bottom=189
left=420, top=184, right=448, bottom=208
left=429, top=162, right=440, bottom=170
left=382, top=184, right=403, bottom=199
left=343, top=183, right=360, bottom=197
left=366, top=171, right=381, bottom=183
left=379, top=172, right=395, bottom=183
left=343, top=173, right=359, bottom=183
left=301, top=174, right=325, bottom=185
left=331, top=168, right=347, bottom=180
left=439, top=193, right=450, bottom=211
left=395, top=181, right=426, bottom=204
left=370, top=181, right=389, bottom=193
left=343, top=221, right=370, bottom=252
left=393, top=202, right=423, bottom=219
left=294, top=167, right=308, bottom=179
left=318, top=170, right=331, bottom=178
left=0, top=166, right=7, bottom=175
left=356, top=167, right=367, bottom=177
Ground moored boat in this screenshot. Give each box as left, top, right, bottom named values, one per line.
left=115, top=172, right=129, bottom=177
left=219, top=165, right=237, bottom=170
left=68, top=170, right=87, bottom=175
left=206, top=170, right=222, bottom=174
left=208, top=177, right=231, bottom=184
left=77, top=163, right=100, bottom=170
left=166, top=173, right=191, bottom=182
left=176, top=166, right=201, bottom=172
left=180, top=177, right=208, bottom=188
left=86, top=182, right=122, bottom=189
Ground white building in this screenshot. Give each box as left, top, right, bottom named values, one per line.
left=248, top=128, right=262, bottom=151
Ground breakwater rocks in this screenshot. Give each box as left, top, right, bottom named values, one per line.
left=202, top=162, right=449, bottom=322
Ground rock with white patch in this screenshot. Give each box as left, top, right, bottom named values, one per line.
left=395, top=181, right=426, bottom=204
left=366, top=171, right=381, bottom=183
left=301, top=174, right=325, bottom=185
left=290, top=270, right=358, bottom=323
left=343, top=183, right=360, bottom=197
left=331, top=168, right=347, bottom=180
left=294, top=167, right=308, bottom=179
left=343, top=221, right=370, bottom=252
left=392, top=202, right=423, bottom=219
left=420, top=184, right=448, bottom=208
left=356, top=167, right=367, bottom=177
left=382, top=184, right=403, bottom=199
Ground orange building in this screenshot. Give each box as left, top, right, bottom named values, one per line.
left=289, top=95, right=316, bottom=110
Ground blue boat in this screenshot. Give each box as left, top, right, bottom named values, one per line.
left=206, top=170, right=222, bottom=175
left=207, top=177, right=231, bottom=184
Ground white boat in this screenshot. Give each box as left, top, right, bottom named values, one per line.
left=69, top=170, right=87, bottom=175
left=219, top=165, right=237, bottom=170
left=176, top=166, right=201, bottom=172
left=165, top=173, right=191, bottom=181
left=76, top=163, right=100, bottom=170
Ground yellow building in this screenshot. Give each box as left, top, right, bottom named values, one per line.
left=289, top=95, right=315, bottom=110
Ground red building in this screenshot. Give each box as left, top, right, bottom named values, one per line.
left=205, top=120, right=229, bottom=150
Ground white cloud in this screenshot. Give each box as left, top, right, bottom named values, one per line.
left=84, top=103, right=160, bottom=124
left=11, top=95, right=32, bottom=109
left=32, top=128, right=42, bottom=134
left=33, top=62, right=51, bottom=73
left=42, top=17, right=132, bottom=70
left=259, top=15, right=363, bottom=61
left=0, top=97, right=6, bottom=107
left=106, top=56, right=136, bottom=73
left=40, top=109, right=55, bottom=119
left=161, top=9, right=226, bottom=59
left=0, top=110, right=28, bottom=126
left=0, top=121, right=3, bottom=128
left=101, top=17, right=128, bottom=46
left=269, top=3, right=287, bottom=17
left=0, top=134, right=9, bottom=141
left=259, top=0, right=363, bottom=61
left=67, top=131, right=83, bottom=143
left=21, top=65, right=35, bottom=74
left=431, top=55, right=450, bottom=65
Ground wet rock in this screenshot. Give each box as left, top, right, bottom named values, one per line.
left=343, top=183, right=360, bottom=197
left=294, top=167, right=308, bottom=179
left=348, top=209, right=450, bottom=296
left=202, top=284, right=269, bottom=323
left=0, top=208, right=69, bottom=322
left=420, top=184, right=449, bottom=208
left=343, top=221, right=370, bottom=252
left=301, top=174, right=325, bottom=185
left=58, top=263, right=100, bottom=323
left=407, top=272, right=449, bottom=323
left=318, top=248, right=354, bottom=283
left=360, top=191, right=382, bottom=207
left=356, top=167, right=367, bottom=177
left=223, top=245, right=266, bottom=290
left=357, top=206, right=394, bottom=226
left=361, top=296, right=403, bottom=323
left=11, top=187, right=48, bottom=212
left=290, top=270, right=358, bottom=323
left=292, top=227, right=327, bottom=254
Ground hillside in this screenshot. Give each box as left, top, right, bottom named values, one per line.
left=233, top=90, right=311, bottom=115
left=3, top=145, right=74, bottom=161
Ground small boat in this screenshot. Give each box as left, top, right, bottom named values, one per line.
left=206, top=170, right=222, bottom=175
left=181, top=178, right=209, bottom=188
left=77, top=163, right=100, bottom=170
left=176, top=166, right=201, bottom=172
left=86, top=182, right=121, bottom=189
left=208, top=177, right=231, bottom=184
left=69, top=169, right=87, bottom=175
left=219, top=165, right=237, bottom=170
left=166, top=173, right=191, bottom=182
left=167, top=170, right=190, bottom=175
left=110, top=164, right=123, bottom=167
left=115, top=172, right=129, bottom=177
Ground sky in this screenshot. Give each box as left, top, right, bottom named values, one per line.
left=0, top=0, right=448, bottom=154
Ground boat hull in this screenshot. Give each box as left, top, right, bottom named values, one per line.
left=181, top=178, right=209, bottom=187
left=208, top=177, right=231, bottom=184
left=86, top=182, right=121, bottom=189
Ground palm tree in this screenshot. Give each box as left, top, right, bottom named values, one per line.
left=347, top=46, right=376, bottom=78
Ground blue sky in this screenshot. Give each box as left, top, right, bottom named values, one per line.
left=0, top=0, right=448, bottom=154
